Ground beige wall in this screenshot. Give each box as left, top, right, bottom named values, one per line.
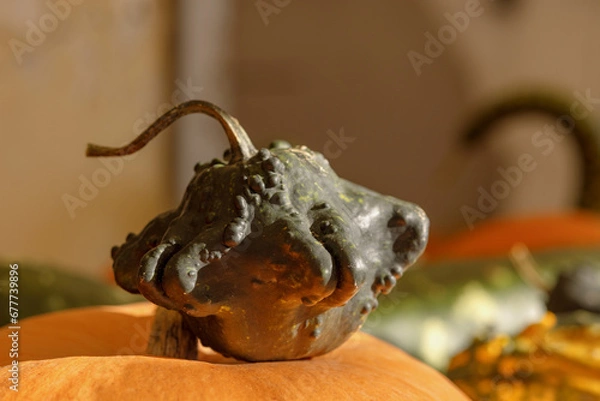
left=3, top=1, right=599, bottom=278
left=0, top=1, right=174, bottom=278
left=226, top=0, right=600, bottom=234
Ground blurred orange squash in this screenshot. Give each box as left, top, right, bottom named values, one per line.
left=425, top=211, right=600, bottom=262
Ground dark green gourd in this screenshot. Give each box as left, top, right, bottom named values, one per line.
left=87, top=101, right=429, bottom=361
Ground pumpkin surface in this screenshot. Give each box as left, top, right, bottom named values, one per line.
left=0, top=303, right=468, bottom=401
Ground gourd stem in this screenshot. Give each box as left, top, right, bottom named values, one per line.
left=146, top=307, right=199, bottom=360
left=86, top=100, right=257, bottom=163
left=509, top=243, right=551, bottom=293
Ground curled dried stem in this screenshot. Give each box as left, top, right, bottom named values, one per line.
left=86, top=100, right=257, bottom=163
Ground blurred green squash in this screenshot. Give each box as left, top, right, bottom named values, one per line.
left=0, top=261, right=141, bottom=326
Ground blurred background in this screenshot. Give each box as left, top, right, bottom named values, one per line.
left=2, top=0, right=600, bottom=381
left=2, top=0, right=599, bottom=277
left=3, top=0, right=600, bottom=278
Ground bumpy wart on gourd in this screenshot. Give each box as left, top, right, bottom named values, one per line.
left=87, top=100, right=429, bottom=362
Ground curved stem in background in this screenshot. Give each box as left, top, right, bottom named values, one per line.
left=86, top=100, right=257, bottom=164
left=509, top=242, right=551, bottom=294
left=461, top=92, right=600, bottom=212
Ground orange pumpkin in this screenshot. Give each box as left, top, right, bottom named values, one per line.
left=0, top=303, right=468, bottom=400
left=425, top=211, right=600, bottom=261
